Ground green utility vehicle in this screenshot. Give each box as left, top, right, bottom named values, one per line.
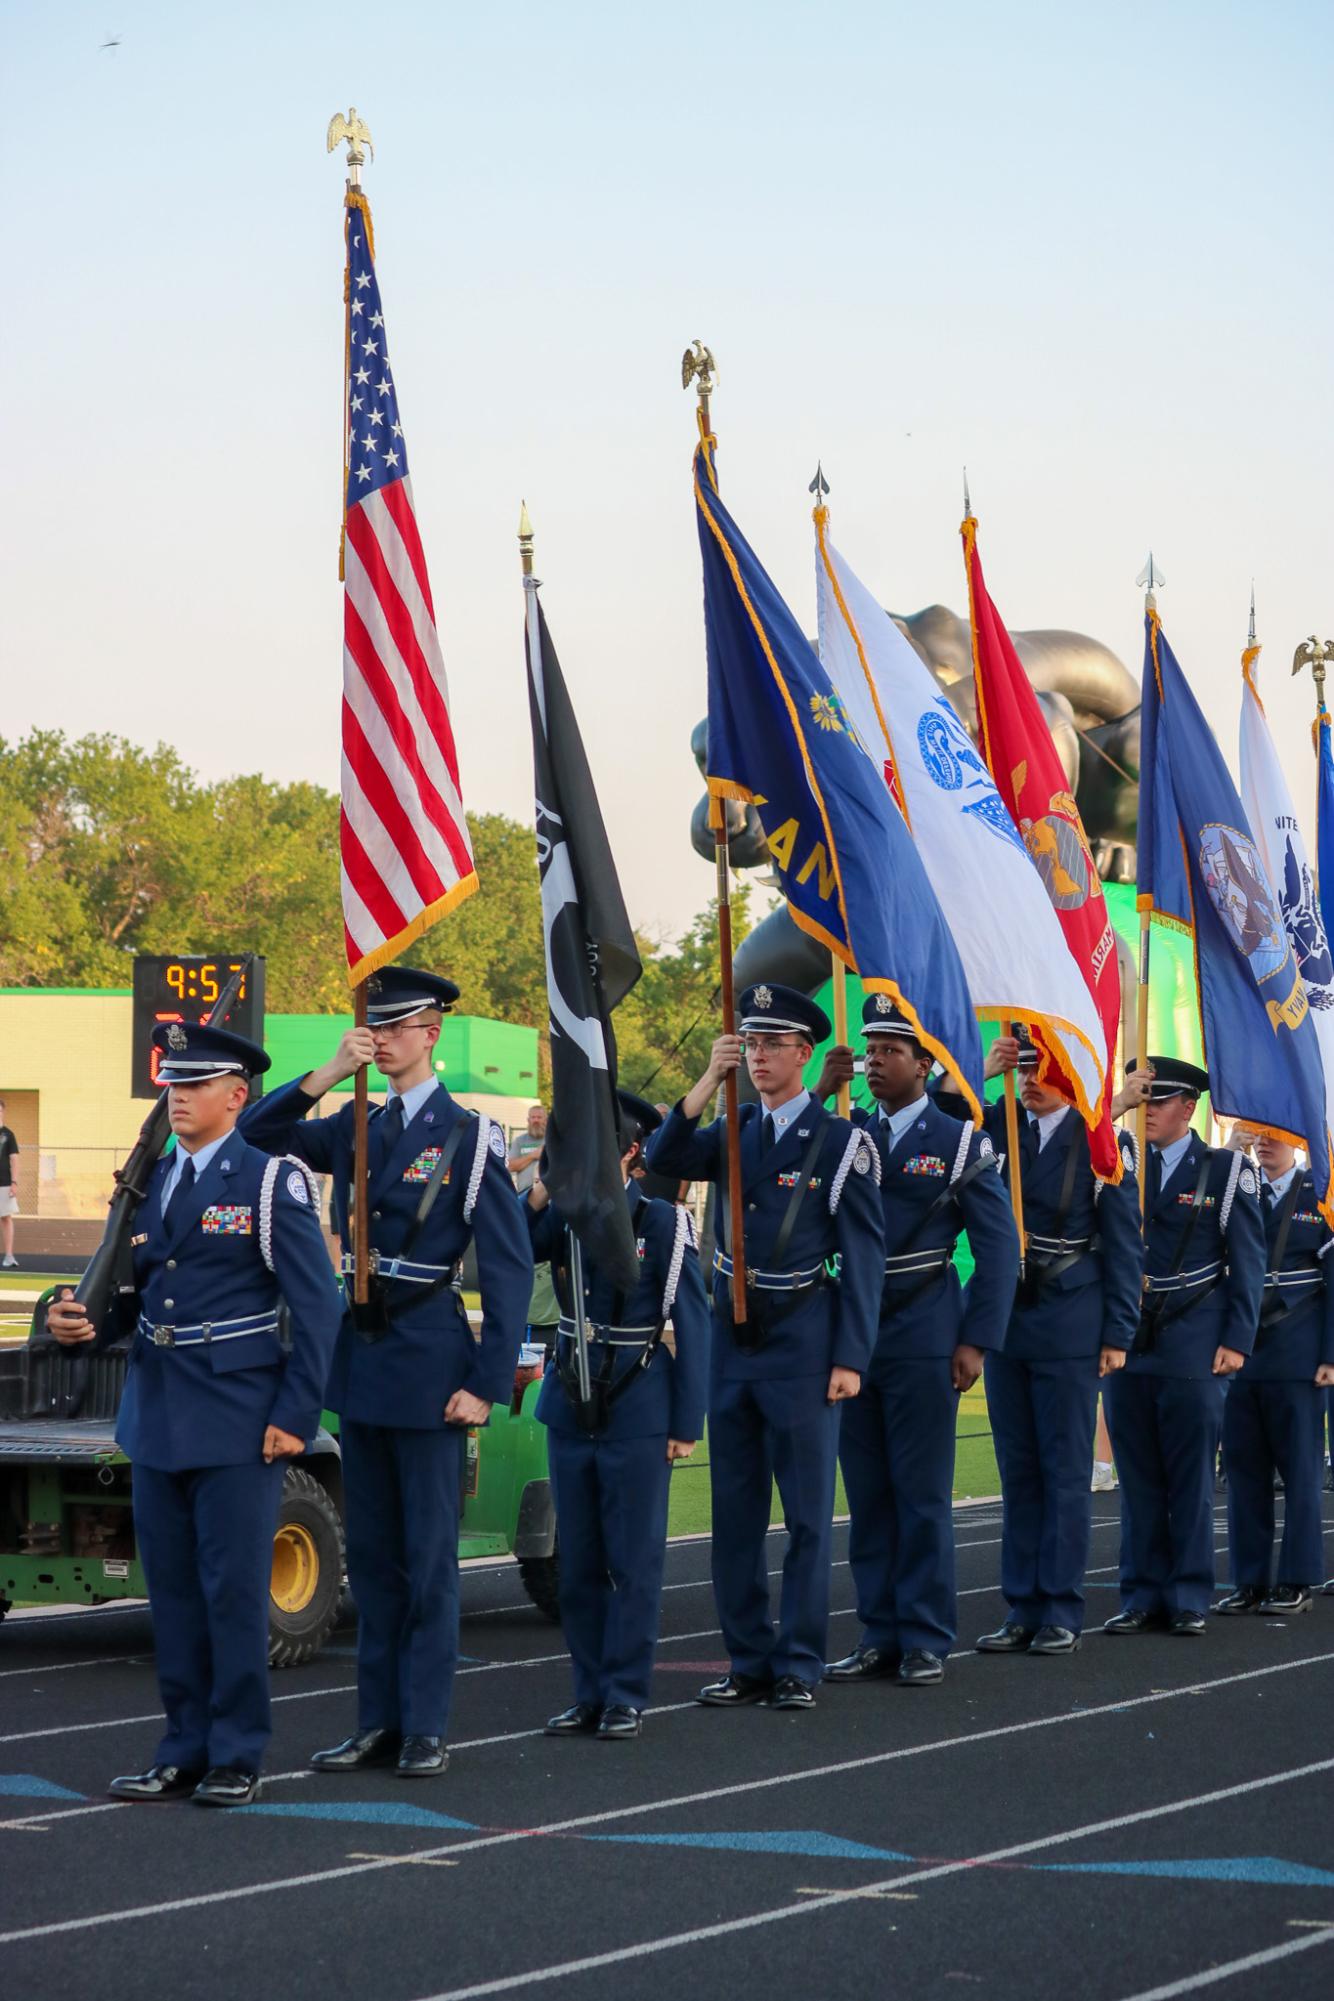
left=0, top=1306, right=560, bottom=1664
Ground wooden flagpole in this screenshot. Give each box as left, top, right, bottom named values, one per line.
left=1135, top=554, right=1165, bottom=1212
left=808, top=465, right=852, bottom=1120
left=685, top=341, right=748, bottom=1325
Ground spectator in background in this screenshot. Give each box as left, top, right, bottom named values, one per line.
left=508, top=1105, right=559, bottom=1354
left=508, top=1106, right=547, bottom=1192
left=0, top=1100, right=18, bottom=1269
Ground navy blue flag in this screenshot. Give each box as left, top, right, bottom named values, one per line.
left=1139, top=611, right=1333, bottom=1222
left=693, top=442, right=983, bottom=1115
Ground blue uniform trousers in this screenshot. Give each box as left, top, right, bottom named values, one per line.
left=133, top=1459, right=284, bottom=1773
left=341, top=1420, right=464, bottom=1738
left=985, top=1352, right=1101, bottom=1633
left=1104, top=1373, right=1226, bottom=1616
left=1224, top=1381, right=1326, bottom=1590
left=548, top=1431, right=672, bottom=1711
left=708, top=1375, right=839, bottom=1687
left=839, top=1358, right=957, bottom=1658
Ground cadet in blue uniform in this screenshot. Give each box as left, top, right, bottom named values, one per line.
left=48, top=1023, right=343, bottom=1807
left=645, top=983, right=883, bottom=1710
left=815, top=1000, right=1019, bottom=1686
left=972, top=1035, right=1143, bottom=1655
left=1103, top=1058, right=1265, bottom=1634
left=240, top=966, right=532, bottom=1777
left=527, top=1092, right=709, bottom=1739
left=1215, top=1128, right=1334, bottom=1616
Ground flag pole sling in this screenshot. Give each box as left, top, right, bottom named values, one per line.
left=998, top=1016, right=1026, bottom=1264
left=566, top=1229, right=594, bottom=1406
left=352, top=981, right=371, bottom=1303
left=831, top=956, right=851, bottom=1118
left=715, top=818, right=749, bottom=1322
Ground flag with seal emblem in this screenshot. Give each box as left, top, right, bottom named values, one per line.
left=1140, top=610, right=1333, bottom=1223
left=524, top=578, right=644, bottom=1293
left=959, top=514, right=1122, bottom=1179
left=693, top=439, right=983, bottom=1116
left=814, top=510, right=1110, bottom=1164
left=1239, top=637, right=1334, bottom=1175
left=339, top=189, right=477, bottom=984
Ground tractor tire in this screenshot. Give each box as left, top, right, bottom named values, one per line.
left=518, top=1553, right=562, bottom=1624
left=268, top=1466, right=344, bottom=1668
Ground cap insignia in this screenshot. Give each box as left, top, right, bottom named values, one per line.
left=753, top=985, right=773, bottom=1010
left=167, top=1023, right=189, bottom=1051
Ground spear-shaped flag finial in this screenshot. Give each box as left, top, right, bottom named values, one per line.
left=809, top=461, right=830, bottom=511
left=1136, top=552, right=1166, bottom=610
left=1248, top=581, right=1257, bottom=649
left=963, top=466, right=972, bottom=520
left=518, top=500, right=537, bottom=583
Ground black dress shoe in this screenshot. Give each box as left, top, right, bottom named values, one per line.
left=310, top=1728, right=403, bottom=1773
left=1259, top=1585, right=1313, bottom=1615
left=1214, top=1586, right=1266, bottom=1616
left=1103, top=1608, right=1162, bottom=1635
left=595, top=1705, right=642, bottom=1739
left=897, top=1649, right=944, bottom=1685
left=545, top=1702, right=601, bottom=1737
left=1029, top=1625, right=1080, bottom=1655
left=697, top=1672, right=772, bottom=1707
left=192, top=1767, right=261, bottom=1808
left=823, top=1643, right=899, bottom=1681
left=396, top=1735, right=448, bottom=1777
left=765, top=1675, right=816, bottom=1709
left=975, top=1622, right=1036, bottom=1654
left=1168, top=1610, right=1207, bottom=1636
left=107, top=1763, right=205, bottom=1803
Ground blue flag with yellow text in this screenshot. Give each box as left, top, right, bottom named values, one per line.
left=1139, top=611, right=1333, bottom=1221
left=693, top=443, right=983, bottom=1115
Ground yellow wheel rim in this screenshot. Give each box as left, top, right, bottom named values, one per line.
left=271, top=1523, right=319, bottom=1615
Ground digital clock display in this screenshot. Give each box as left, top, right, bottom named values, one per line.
left=130, top=955, right=267, bottom=1099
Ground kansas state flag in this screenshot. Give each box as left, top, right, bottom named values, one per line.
left=693, top=442, right=983, bottom=1115
left=1140, top=610, right=1333, bottom=1222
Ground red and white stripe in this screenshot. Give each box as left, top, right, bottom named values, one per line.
left=340, top=478, right=476, bottom=980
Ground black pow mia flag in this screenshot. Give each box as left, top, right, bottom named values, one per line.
left=524, top=586, right=643, bottom=1293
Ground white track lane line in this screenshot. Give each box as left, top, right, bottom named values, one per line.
left=1112, top=1926, right=1334, bottom=2001
left=405, top=1750, right=1334, bottom=2001
left=0, top=1650, right=1330, bottom=1947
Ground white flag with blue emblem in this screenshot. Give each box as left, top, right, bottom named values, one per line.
left=1239, top=642, right=1334, bottom=1151
left=813, top=515, right=1107, bottom=1131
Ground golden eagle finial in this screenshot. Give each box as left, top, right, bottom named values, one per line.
left=327, top=107, right=374, bottom=182
left=681, top=339, right=716, bottom=397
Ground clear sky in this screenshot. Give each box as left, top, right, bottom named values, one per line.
left=7, top=1, right=1333, bottom=945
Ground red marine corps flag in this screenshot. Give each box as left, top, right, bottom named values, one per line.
left=334, top=128, right=477, bottom=983
left=962, top=505, right=1124, bottom=1180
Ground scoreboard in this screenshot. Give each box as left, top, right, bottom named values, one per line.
left=130, top=956, right=267, bottom=1099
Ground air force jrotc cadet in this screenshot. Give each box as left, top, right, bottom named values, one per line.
left=1215, top=1128, right=1334, bottom=1617
left=816, top=1000, right=1019, bottom=1686
left=645, top=983, right=883, bottom=1710
left=526, top=1092, right=709, bottom=1739
left=240, top=966, right=532, bottom=1777
left=47, top=1023, right=343, bottom=1807
left=1103, top=1058, right=1265, bottom=1635
left=973, top=1034, right=1142, bottom=1656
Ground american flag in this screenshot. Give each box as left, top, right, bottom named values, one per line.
left=339, top=192, right=476, bottom=983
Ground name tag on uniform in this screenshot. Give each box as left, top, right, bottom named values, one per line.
left=202, top=1205, right=252, bottom=1235
left=131, top=1232, right=148, bottom=1248
left=1177, top=1192, right=1215, bottom=1208
left=403, top=1148, right=445, bottom=1184
left=903, top=1155, right=947, bottom=1178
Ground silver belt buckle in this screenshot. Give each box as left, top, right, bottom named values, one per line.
left=153, top=1326, right=174, bottom=1348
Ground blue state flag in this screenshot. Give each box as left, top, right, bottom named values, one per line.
left=1139, top=611, right=1333, bottom=1221
left=693, top=443, right=983, bottom=1115
left=1317, top=705, right=1334, bottom=955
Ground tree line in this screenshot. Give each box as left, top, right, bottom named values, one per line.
left=0, top=731, right=751, bottom=1105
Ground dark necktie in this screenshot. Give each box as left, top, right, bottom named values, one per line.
left=1149, top=1148, right=1164, bottom=1202
left=1261, top=1182, right=1275, bottom=1216
left=163, top=1156, right=195, bottom=1231
left=760, top=1113, right=776, bottom=1155
left=374, top=1096, right=406, bottom=1171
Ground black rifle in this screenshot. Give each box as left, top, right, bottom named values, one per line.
left=30, top=959, right=253, bottom=1365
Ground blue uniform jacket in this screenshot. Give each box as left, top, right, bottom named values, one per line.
left=240, top=1078, right=532, bottom=1426
left=528, top=1183, right=710, bottom=1441
left=853, top=1099, right=1018, bottom=1363
left=116, top=1135, right=344, bottom=1473
left=1238, top=1168, right=1334, bottom=1382
left=1132, top=1133, right=1266, bottom=1379
left=645, top=1098, right=884, bottom=1382
left=984, top=1104, right=1144, bottom=1361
